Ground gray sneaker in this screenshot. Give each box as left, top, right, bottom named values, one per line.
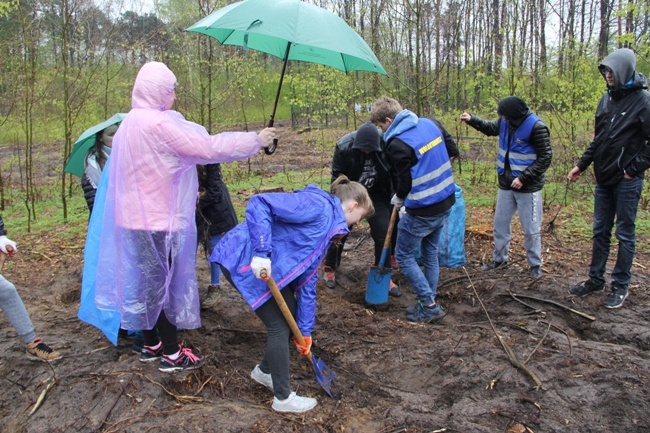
left=251, top=364, right=273, bottom=391
left=201, top=284, right=222, bottom=309
left=529, top=266, right=542, bottom=279
left=605, top=285, right=628, bottom=309
left=272, top=391, right=317, bottom=413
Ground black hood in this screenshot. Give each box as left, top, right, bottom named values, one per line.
left=497, top=96, right=531, bottom=127
left=352, top=122, right=381, bottom=152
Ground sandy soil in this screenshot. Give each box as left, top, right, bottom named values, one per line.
left=1, top=133, right=649, bottom=433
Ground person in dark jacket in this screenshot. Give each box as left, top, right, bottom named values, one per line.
left=371, top=96, right=457, bottom=323
left=211, top=177, right=374, bottom=413
left=0, top=215, right=62, bottom=361
left=567, top=48, right=650, bottom=309
left=196, top=163, right=238, bottom=308
left=81, top=124, right=118, bottom=216
left=321, top=122, right=400, bottom=295
left=460, top=96, right=552, bottom=279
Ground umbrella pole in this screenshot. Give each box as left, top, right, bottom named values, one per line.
left=264, top=42, right=292, bottom=155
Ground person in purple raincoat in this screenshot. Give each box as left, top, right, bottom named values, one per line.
left=87, top=61, right=275, bottom=373
left=211, top=176, right=374, bottom=413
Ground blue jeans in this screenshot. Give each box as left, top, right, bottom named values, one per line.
left=589, top=177, right=643, bottom=288
left=395, top=210, right=451, bottom=306
left=208, top=234, right=223, bottom=285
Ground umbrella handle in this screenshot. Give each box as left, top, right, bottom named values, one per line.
left=264, top=117, right=277, bottom=155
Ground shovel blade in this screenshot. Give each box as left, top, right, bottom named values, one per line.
left=311, top=354, right=336, bottom=397
left=365, top=266, right=391, bottom=305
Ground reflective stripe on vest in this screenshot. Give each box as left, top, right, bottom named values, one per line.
left=497, top=114, right=540, bottom=177
left=396, top=119, right=456, bottom=208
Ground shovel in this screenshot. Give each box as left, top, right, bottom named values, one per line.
left=365, top=206, right=399, bottom=305
left=260, top=269, right=336, bottom=398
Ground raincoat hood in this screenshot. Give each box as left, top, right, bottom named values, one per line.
left=497, top=96, right=531, bottom=127
left=132, top=61, right=177, bottom=110
left=599, top=48, right=648, bottom=94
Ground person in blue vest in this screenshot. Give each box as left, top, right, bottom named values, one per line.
left=460, top=96, right=552, bottom=279
left=371, top=96, right=456, bottom=323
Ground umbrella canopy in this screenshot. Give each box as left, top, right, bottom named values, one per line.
left=64, top=113, right=126, bottom=177
left=186, top=0, right=387, bottom=75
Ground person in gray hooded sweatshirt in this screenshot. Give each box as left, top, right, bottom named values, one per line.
left=567, top=48, right=650, bottom=309
left=322, top=122, right=400, bottom=294
left=460, top=97, right=552, bottom=279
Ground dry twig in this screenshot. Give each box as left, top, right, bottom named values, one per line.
left=511, top=293, right=595, bottom=321
left=463, top=268, right=543, bottom=389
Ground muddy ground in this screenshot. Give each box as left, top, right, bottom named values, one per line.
left=1, top=131, right=649, bottom=433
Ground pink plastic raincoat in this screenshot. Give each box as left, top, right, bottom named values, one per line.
left=92, top=61, right=263, bottom=331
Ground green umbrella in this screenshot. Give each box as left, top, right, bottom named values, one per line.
left=187, top=0, right=387, bottom=154
left=64, top=113, right=126, bottom=177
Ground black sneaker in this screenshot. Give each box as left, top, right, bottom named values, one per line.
left=159, top=346, right=205, bottom=373
left=139, top=343, right=163, bottom=363
left=604, top=285, right=628, bottom=309
left=569, top=280, right=605, bottom=297
left=481, top=261, right=507, bottom=271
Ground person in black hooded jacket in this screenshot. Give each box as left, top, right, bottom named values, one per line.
left=196, top=163, right=238, bottom=308
left=567, top=48, right=650, bottom=309
left=460, top=97, right=552, bottom=279
left=321, top=122, right=401, bottom=295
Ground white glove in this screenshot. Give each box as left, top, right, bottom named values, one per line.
left=399, top=206, right=406, bottom=219
left=0, top=235, right=17, bottom=254
left=251, top=256, right=272, bottom=279
left=391, top=194, right=404, bottom=208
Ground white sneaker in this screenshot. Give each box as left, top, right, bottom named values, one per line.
left=250, top=364, right=273, bottom=390
left=272, top=391, right=317, bottom=413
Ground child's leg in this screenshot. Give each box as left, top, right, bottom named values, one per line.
left=254, top=288, right=296, bottom=400
left=208, top=234, right=223, bottom=285
left=0, top=275, right=36, bottom=344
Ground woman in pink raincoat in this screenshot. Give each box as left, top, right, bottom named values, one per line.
left=89, top=61, right=275, bottom=372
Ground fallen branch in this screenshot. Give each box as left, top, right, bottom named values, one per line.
left=463, top=268, right=543, bottom=389
left=540, top=320, right=573, bottom=356
left=523, top=322, right=551, bottom=365
left=29, top=377, right=57, bottom=417
left=510, top=293, right=596, bottom=321
left=506, top=292, right=546, bottom=316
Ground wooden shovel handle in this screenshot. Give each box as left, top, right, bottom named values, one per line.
left=383, top=206, right=399, bottom=251
left=260, top=269, right=309, bottom=350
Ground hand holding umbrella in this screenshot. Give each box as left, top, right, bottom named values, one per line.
left=187, top=0, right=387, bottom=155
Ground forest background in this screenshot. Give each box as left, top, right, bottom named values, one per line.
left=0, top=0, right=649, bottom=238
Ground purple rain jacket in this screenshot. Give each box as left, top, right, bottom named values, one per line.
left=88, top=61, right=263, bottom=332
left=211, top=185, right=349, bottom=336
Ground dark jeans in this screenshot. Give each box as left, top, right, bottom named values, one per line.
left=221, top=266, right=295, bottom=400
left=395, top=209, right=451, bottom=306
left=589, top=177, right=643, bottom=289
left=324, top=199, right=396, bottom=268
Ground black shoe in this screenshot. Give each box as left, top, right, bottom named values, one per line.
left=569, top=280, right=605, bottom=297
left=529, top=266, right=542, bottom=279
left=604, top=285, right=628, bottom=309
left=139, top=343, right=163, bottom=363
left=481, top=261, right=507, bottom=271
left=159, top=346, right=205, bottom=373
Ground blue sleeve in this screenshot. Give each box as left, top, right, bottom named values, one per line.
left=246, top=191, right=326, bottom=256
left=292, top=259, right=320, bottom=336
